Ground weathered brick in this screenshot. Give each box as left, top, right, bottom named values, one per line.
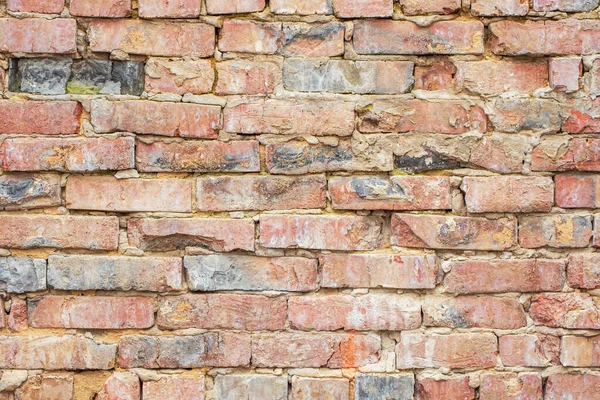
left=332, top=0, right=393, bottom=17
left=550, top=57, right=581, bottom=92
left=416, top=377, right=475, bottom=400
left=391, top=214, right=516, bottom=251
left=14, top=375, right=73, bottom=400
left=139, top=0, right=200, bottom=17
left=128, top=217, right=255, bottom=252
left=321, top=254, right=440, bottom=289
left=556, top=174, right=600, bottom=208
left=0, top=257, right=46, bottom=293
left=157, top=294, right=286, bottom=330
left=0, top=100, right=81, bottom=135
left=0, top=18, right=76, bottom=54
left=292, top=377, right=349, bottom=400
left=216, top=60, right=279, bottom=95
left=0, top=215, right=118, bottom=250
left=499, top=334, right=561, bottom=367
left=354, top=20, right=484, bottom=55
left=0, top=336, right=116, bottom=370
left=560, top=335, right=600, bottom=367
left=0, top=137, right=134, bottom=172
left=519, top=214, right=592, bottom=248
left=91, top=100, right=220, bottom=138
left=70, top=0, right=131, bottom=17
left=145, top=58, right=214, bottom=95
left=143, top=376, right=204, bottom=400
left=260, top=214, right=383, bottom=250
left=135, top=140, right=260, bottom=173
left=224, top=99, right=355, bottom=136
left=118, top=333, right=251, bottom=368
left=455, top=60, right=548, bottom=95
left=185, top=255, right=317, bottom=292
left=530, top=293, right=600, bottom=329
left=461, top=176, right=554, bottom=213
left=414, top=62, right=456, bottom=91
left=423, top=296, right=526, bottom=329
left=534, top=0, right=599, bottom=11
left=479, top=373, right=542, bottom=400
left=216, top=375, right=287, bottom=400
left=28, top=296, right=154, bottom=329
left=95, top=372, right=140, bottom=400
left=88, top=20, right=215, bottom=57
left=290, top=294, right=421, bottom=331
left=396, top=332, right=497, bottom=369
left=281, top=22, right=344, bottom=57
left=445, top=259, right=565, bottom=294
left=8, top=298, right=27, bottom=332
left=357, top=99, right=486, bottom=134
left=489, top=98, right=562, bottom=133
left=218, top=20, right=282, bottom=54
left=532, top=137, right=600, bottom=171
left=355, top=374, right=414, bottom=400
left=271, top=0, right=333, bottom=14
left=66, top=176, right=192, bottom=212
left=471, top=0, right=528, bottom=15
left=400, top=0, right=461, bottom=15
left=284, top=59, right=414, bottom=94
left=197, top=175, right=326, bottom=211
left=563, top=98, right=600, bottom=133
left=48, top=255, right=182, bottom=292
left=0, top=173, right=61, bottom=210
left=568, top=254, right=600, bottom=289
left=329, top=176, right=451, bottom=210
left=206, top=0, right=265, bottom=14
left=7, top=0, right=64, bottom=13
left=546, top=374, right=600, bottom=400
left=15, top=57, right=72, bottom=95
left=252, top=333, right=380, bottom=368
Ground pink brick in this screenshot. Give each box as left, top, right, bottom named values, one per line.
left=7, top=0, right=64, bottom=13
left=568, top=254, right=600, bottom=289
left=500, top=334, right=561, bottom=367
left=550, top=58, right=581, bottom=92
left=143, top=376, right=205, bottom=400
left=14, top=375, right=73, bottom=400
left=0, top=18, right=76, bottom=54
left=145, top=58, right=214, bottom=95
left=0, top=100, right=81, bottom=135
left=96, top=372, right=140, bottom=400
left=471, top=0, right=528, bottom=15
left=546, top=374, right=600, bottom=400
left=271, top=0, right=332, bottom=14
left=416, top=377, right=475, bottom=400
left=206, top=0, right=265, bottom=13
left=530, top=293, right=600, bottom=329
left=455, top=60, right=548, bottom=95
left=555, top=174, right=600, bottom=208
left=400, top=0, right=461, bottom=15
left=216, top=60, right=279, bottom=95
left=332, top=0, right=393, bottom=17
left=480, top=373, right=542, bottom=400
left=139, top=0, right=200, bottom=17
left=70, top=0, right=131, bottom=17
left=218, top=20, right=282, bottom=54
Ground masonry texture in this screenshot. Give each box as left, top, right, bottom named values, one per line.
left=0, top=0, right=599, bottom=399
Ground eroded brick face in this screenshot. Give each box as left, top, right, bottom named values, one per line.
left=0, top=1, right=596, bottom=398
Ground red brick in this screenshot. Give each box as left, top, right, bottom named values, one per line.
left=444, top=259, right=565, bottom=294
left=354, top=20, right=484, bottom=55
left=8, top=298, right=27, bottom=332
left=292, top=377, right=349, bottom=400
left=128, top=217, right=255, bottom=252
left=357, top=99, right=486, bottom=134
left=14, top=375, right=73, bottom=400
left=66, top=176, right=192, bottom=212
left=224, top=99, right=354, bottom=136
left=0, top=18, right=76, bottom=54
left=139, top=0, right=200, bottom=17
left=560, top=335, right=600, bottom=367
left=145, top=58, right=214, bottom=95
left=157, top=294, right=286, bottom=330
left=143, top=376, right=204, bottom=400
left=590, top=59, right=600, bottom=96
left=424, top=296, right=526, bottom=329
left=534, top=0, right=598, bottom=11
left=91, top=100, right=220, bottom=139
left=96, top=372, right=140, bottom=400
left=563, top=98, right=600, bottom=133
left=461, top=176, right=554, bottom=213
left=0, top=335, right=116, bottom=370
left=197, top=175, right=326, bottom=211
left=400, top=0, right=461, bottom=15
left=289, top=294, right=421, bottom=331
left=550, top=57, right=581, bottom=92
left=271, top=0, right=332, bottom=14
left=88, top=20, right=215, bottom=57
left=556, top=174, right=600, bottom=208
left=0, top=299, right=4, bottom=329
left=206, top=0, right=265, bottom=13
left=396, top=332, right=497, bottom=369
left=135, top=140, right=260, bottom=173
left=0, top=137, right=134, bottom=172
left=416, top=377, right=474, bottom=400
left=471, top=0, right=528, bottom=15
left=321, top=254, right=440, bottom=289
left=414, top=62, right=456, bottom=91
left=281, top=22, right=344, bottom=57
left=329, top=176, right=451, bottom=211
left=0, top=215, right=118, bottom=250
left=519, top=214, right=592, bottom=248
left=252, top=333, right=380, bottom=368
left=532, top=137, right=600, bottom=171
left=28, top=296, right=154, bottom=329
left=259, top=214, right=383, bottom=250
left=568, top=254, right=600, bottom=289
left=480, top=373, right=542, bottom=400
left=455, top=60, right=548, bottom=95
left=218, top=20, right=282, bottom=54
left=499, top=334, right=561, bottom=367
left=216, top=60, right=279, bottom=95
left=0, top=101, right=81, bottom=135
left=529, top=293, right=600, bottom=329
left=70, top=0, right=131, bottom=17
left=391, top=214, right=516, bottom=251
left=7, top=0, right=64, bottom=13
left=546, top=374, right=600, bottom=400
left=332, top=0, right=393, bottom=17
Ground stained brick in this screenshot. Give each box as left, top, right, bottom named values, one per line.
left=545, top=374, right=600, bottom=400
left=218, top=20, right=282, bottom=54
left=550, top=57, right=581, bottom=92
left=355, top=374, right=414, bottom=400
left=534, top=0, right=599, bottom=11
left=529, top=293, right=600, bottom=329
left=479, top=373, right=542, bottom=400
left=499, top=334, right=561, bottom=367
left=332, top=0, right=393, bottom=17
left=216, top=60, right=279, bottom=95
left=145, top=58, right=214, bottom=95
left=0, top=257, right=46, bottom=293
left=400, top=0, right=461, bottom=15
left=215, top=375, right=287, bottom=400
left=568, top=253, right=600, bottom=289
left=0, top=173, right=61, bottom=210
left=555, top=174, right=600, bottom=208
left=414, top=62, right=456, bottom=91
left=560, top=335, right=600, bottom=367
left=143, top=376, right=205, bottom=400
left=95, top=372, right=140, bottom=400
left=292, top=377, right=349, bottom=400
left=455, top=60, right=548, bottom=95
left=519, top=214, right=592, bottom=248
left=271, top=0, right=333, bottom=14
left=471, top=0, right=528, bottom=15
left=416, top=377, right=475, bottom=400
left=281, top=22, right=344, bottom=57
left=532, top=137, right=600, bottom=171
left=489, top=98, right=562, bottom=133
left=13, top=375, right=73, bottom=400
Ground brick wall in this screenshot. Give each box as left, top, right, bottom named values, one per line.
left=0, top=0, right=599, bottom=399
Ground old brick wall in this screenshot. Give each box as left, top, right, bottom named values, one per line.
left=0, top=0, right=599, bottom=398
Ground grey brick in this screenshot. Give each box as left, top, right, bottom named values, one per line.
left=355, top=373, right=414, bottom=400
left=0, top=257, right=46, bottom=293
